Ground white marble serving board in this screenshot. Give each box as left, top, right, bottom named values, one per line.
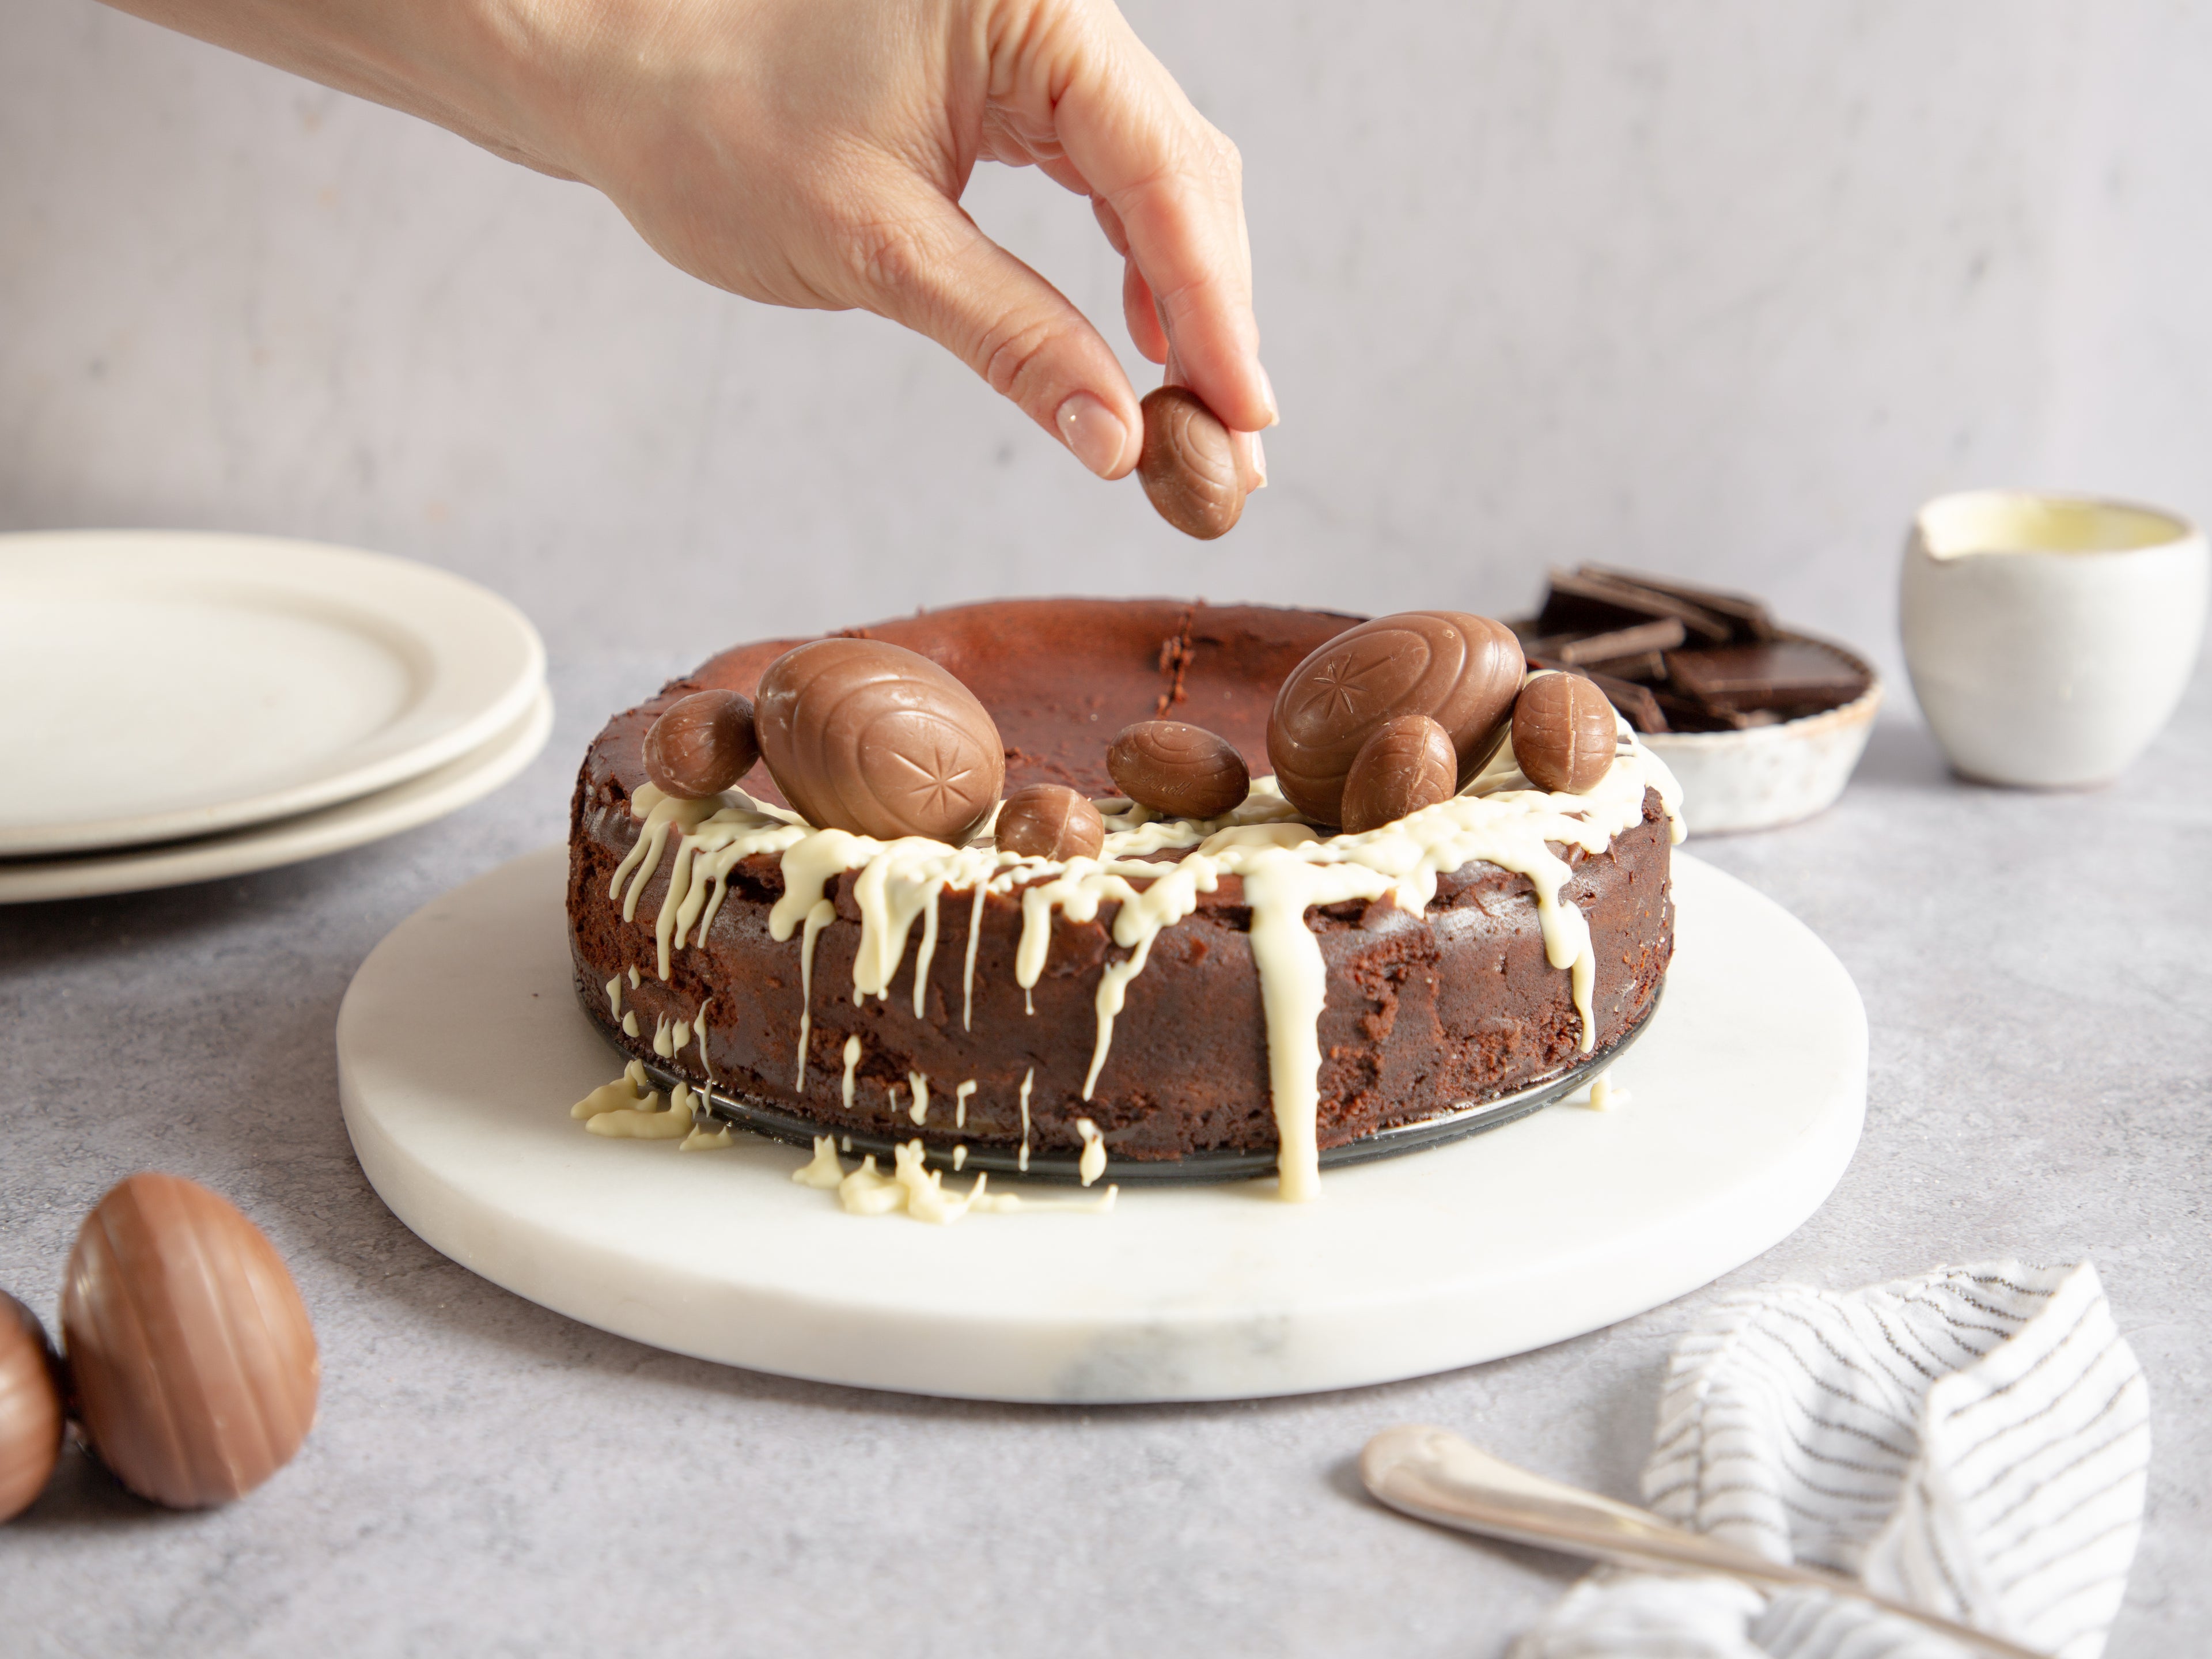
left=336, top=844, right=1865, bottom=1403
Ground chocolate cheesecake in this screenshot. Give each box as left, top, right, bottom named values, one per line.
left=566, top=599, right=1680, bottom=1198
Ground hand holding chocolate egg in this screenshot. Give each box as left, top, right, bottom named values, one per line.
left=756, top=639, right=1005, bottom=844
left=1137, top=387, right=1245, bottom=540
left=643, top=690, right=759, bottom=800
left=1512, top=671, right=1619, bottom=794
left=1107, top=719, right=1251, bottom=820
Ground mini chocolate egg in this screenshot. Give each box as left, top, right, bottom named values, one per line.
left=1339, top=713, right=1459, bottom=834
left=755, top=638, right=1006, bottom=843
left=62, top=1173, right=319, bottom=1510
left=0, top=1291, right=64, bottom=1523
left=643, top=689, right=759, bottom=800
left=1512, top=671, right=1619, bottom=793
left=1266, top=611, right=1525, bottom=825
left=1107, top=720, right=1250, bottom=819
left=1137, top=387, right=1244, bottom=540
left=995, top=783, right=1106, bottom=861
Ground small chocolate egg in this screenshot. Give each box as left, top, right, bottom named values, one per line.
left=1339, top=713, right=1459, bottom=834
left=1266, top=611, right=1525, bottom=825
left=995, top=783, right=1106, bottom=861
left=0, top=1291, right=64, bottom=1524
left=1107, top=720, right=1250, bottom=819
left=755, top=638, right=1006, bottom=843
left=1512, top=671, right=1620, bottom=793
left=62, top=1173, right=319, bottom=1510
left=643, top=689, right=759, bottom=800
left=1137, top=387, right=1244, bottom=540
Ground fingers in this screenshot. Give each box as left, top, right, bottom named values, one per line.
left=1122, top=260, right=1169, bottom=363
left=1052, top=8, right=1277, bottom=435
left=847, top=188, right=1142, bottom=479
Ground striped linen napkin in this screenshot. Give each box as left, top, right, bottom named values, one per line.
left=1513, top=1261, right=2150, bottom=1659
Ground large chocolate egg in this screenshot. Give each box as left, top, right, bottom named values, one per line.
left=755, top=638, right=1006, bottom=843
left=0, top=1291, right=64, bottom=1522
left=1266, top=612, right=1524, bottom=824
left=62, top=1173, right=319, bottom=1510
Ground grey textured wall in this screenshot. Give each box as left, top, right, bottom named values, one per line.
left=5, top=0, right=2209, bottom=690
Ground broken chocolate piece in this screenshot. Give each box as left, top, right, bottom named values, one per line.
left=1577, top=566, right=1777, bottom=642
left=1536, top=569, right=1732, bottom=645
left=1664, top=642, right=1870, bottom=714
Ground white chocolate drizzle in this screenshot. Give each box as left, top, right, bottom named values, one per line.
left=605, top=976, right=623, bottom=1019
left=794, top=897, right=835, bottom=1089
left=840, top=1035, right=861, bottom=1109
left=962, top=884, right=987, bottom=1030
left=907, top=1071, right=930, bottom=1125
left=793, top=1135, right=845, bottom=1187
left=620, top=1011, right=639, bottom=1039
left=954, top=1079, right=976, bottom=1129
left=1074, top=1117, right=1107, bottom=1187
left=952, top=1145, right=967, bottom=1170
left=810, top=1138, right=1116, bottom=1224
left=607, top=732, right=1680, bottom=1203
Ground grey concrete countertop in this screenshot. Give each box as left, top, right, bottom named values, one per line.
left=3, top=652, right=2206, bottom=1659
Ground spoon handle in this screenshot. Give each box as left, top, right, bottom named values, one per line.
left=1359, top=1425, right=2047, bottom=1659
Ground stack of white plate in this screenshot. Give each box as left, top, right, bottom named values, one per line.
left=0, top=531, right=551, bottom=904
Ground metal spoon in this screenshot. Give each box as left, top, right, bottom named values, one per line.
left=1359, top=1425, right=2047, bottom=1659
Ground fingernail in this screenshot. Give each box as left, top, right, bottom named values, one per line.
left=1056, top=392, right=1128, bottom=479
left=1250, top=430, right=1267, bottom=489
left=1257, top=365, right=1279, bottom=426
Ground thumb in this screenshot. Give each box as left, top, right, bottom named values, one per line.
left=850, top=189, right=1142, bottom=480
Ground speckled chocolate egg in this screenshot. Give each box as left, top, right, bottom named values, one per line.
left=1266, top=612, right=1524, bottom=825
left=62, top=1173, right=319, bottom=1510
left=643, top=689, right=759, bottom=799
left=0, top=1291, right=64, bottom=1523
left=1107, top=719, right=1251, bottom=819
left=755, top=638, right=1006, bottom=843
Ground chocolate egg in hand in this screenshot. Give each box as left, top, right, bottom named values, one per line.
left=1512, top=671, right=1620, bottom=793
left=0, top=1291, right=65, bottom=1523
left=1107, top=720, right=1251, bottom=819
left=1267, top=612, right=1525, bottom=825
left=755, top=638, right=1006, bottom=843
left=1137, top=387, right=1244, bottom=540
left=643, top=689, right=759, bottom=800
left=62, top=1173, right=319, bottom=1510
left=1339, top=713, right=1459, bottom=834
left=995, top=783, right=1105, bottom=861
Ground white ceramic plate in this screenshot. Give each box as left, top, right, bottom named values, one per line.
left=337, top=847, right=1866, bottom=1404
left=0, top=685, right=551, bottom=904
left=0, top=531, right=546, bottom=855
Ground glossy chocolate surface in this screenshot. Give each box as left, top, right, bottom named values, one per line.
left=1266, top=612, right=1525, bottom=824
left=995, top=783, right=1105, bottom=861
left=1339, top=713, right=1457, bottom=834
left=1106, top=719, right=1250, bottom=819
left=0, top=1291, right=63, bottom=1523
left=1512, top=671, right=1618, bottom=794
left=61, top=1173, right=319, bottom=1510
left=642, top=689, right=759, bottom=800
left=1137, top=388, right=1243, bottom=540
left=756, top=638, right=1006, bottom=843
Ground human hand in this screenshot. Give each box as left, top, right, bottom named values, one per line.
left=533, top=0, right=1274, bottom=485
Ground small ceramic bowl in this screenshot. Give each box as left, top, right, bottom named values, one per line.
left=1641, top=634, right=1883, bottom=835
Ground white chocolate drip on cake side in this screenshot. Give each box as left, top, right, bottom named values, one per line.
left=907, top=1071, right=930, bottom=1125
left=611, top=731, right=1680, bottom=1203
left=961, top=884, right=987, bottom=1031
left=1074, top=1118, right=1107, bottom=1187
left=841, top=1034, right=861, bottom=1109
left=605, top=976, right=623, bottom=1019
left=794, top=898, right=835, bottom=1090
left=954, top=1079, right=975, bottom=1129
left=815, top=1138, right=1115, bottom=1224
left=1018, top=1067, right=1033, bottom=1172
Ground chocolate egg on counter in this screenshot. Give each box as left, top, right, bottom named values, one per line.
left=1107, top=719, right=1251, bottom=819
left=1266, top=612, right=1525, bottom=824
left=756, top=638, right=1006, bottom=843
left=643, top=689, right=759, bottom=800
left=1512, top=670, right=1620, bottom=793
left=0, top=1291, right=65, bottom=1523
left=995, top=783, right=1106, bottom=861
left=1137, top=387, right=1244, bottom=540
left=1339, top=713, right=1459, bottom=834
left=62, top=1173, right=319, bottom=1510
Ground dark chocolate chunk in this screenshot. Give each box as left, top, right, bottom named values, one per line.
left=1108, top=720, right=1249, bottom=819
left=1267, top=612, right=1524, bottom=825
left=1513, top=672, right=1619, bottom=793
left=995, top=783, right=1105, bottom=861
left=1339, top=713, right=1457, bottom=834
left=1548, top=618, right=1687, bottom=665
left=1577, top=566, right=1777, bottom=642
left=756, top=638, right=1006, bottom=842
left=1664, top=642, right=1870, bottom=713
left=1137, top=388, right=1244, bottom=540
left=643, top=689, right=759, bottom=800
left=1536, top=569, right=1732, bottom=645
